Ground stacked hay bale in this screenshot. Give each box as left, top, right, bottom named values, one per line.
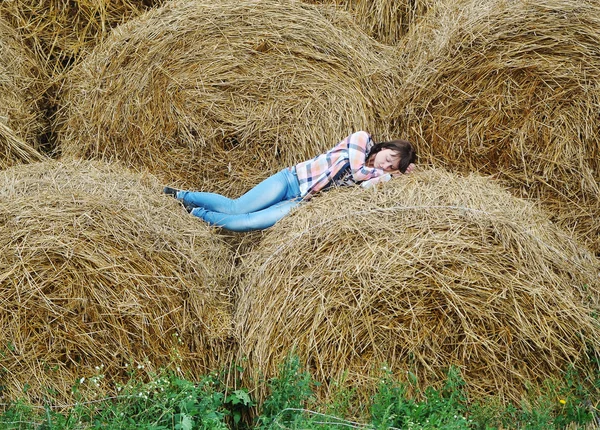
left=235, top=169, right=600, bottom=404
left=55, top=0, right=399, bottom=197
left=306, top=0, right=437, bottom=45
left=0, top=0, right=162, bottom=77
left=0, top=16, right=48, bottom=167
left=0, top=160, right=234, bottom=406
left=390, top=0, right=600, bottom=255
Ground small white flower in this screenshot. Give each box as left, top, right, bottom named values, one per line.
left=80, top=377, right=85, bottom=384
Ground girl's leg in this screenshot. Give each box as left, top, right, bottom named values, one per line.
left=177, top=169, right=298, bottom=214
left=190, top=199, right=300, bottom=232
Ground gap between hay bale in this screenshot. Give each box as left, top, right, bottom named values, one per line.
left=235, top=168, right=600, bottom=405
left=390, top=0, right=600, bottom=255
left=55, top=0, right=400, bottom=196
left=0, top=159, right=235, bottom=407
left=306, top=0, right=437, bottom=45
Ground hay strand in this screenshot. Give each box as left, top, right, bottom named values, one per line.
left=0, top=0, right=161, bottom=77
left=0, top=16, right=48, bottom=160
left=307, top=0, right=437, bottom=45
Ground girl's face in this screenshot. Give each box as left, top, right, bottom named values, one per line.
left=372, top=148, right=400, bottom=172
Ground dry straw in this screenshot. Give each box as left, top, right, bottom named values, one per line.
left=0, top=0, right=160, bottom=77
left=0, top=122, right=47, bottom=170
left=306, top=0, right=437, bottom=45
left=0, top=160, right=234, bottom=406
left=0, top=16, right=48, bottom=163
left=55, top=0, right=399, bottom=196
left=235, top=168, right=600, bottom=404
left=391, top=0, right=600, bottom=255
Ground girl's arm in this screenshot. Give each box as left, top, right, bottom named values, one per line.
left=361, top=163, right=416, bottom=189
left=347, top=131, right=384, bottom=181
left=360, top=173, right=392, bottom=189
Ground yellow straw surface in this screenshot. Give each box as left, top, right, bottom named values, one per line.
left=0, top=16, right=48, bottom=164
left=392, top=0, right=600, bottom=255
left=55, top=0, right=399, bottom=196
left=0, top=0, right=161, bottom=77
left=0, top=160, right=235, bottom=406
left=236, top=168, right=600, bottom=404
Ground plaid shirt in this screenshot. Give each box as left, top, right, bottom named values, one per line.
left=294, top=131, right=388, bottom=199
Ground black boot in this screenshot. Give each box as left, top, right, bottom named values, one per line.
left=163, top=186, right=180, bottom=199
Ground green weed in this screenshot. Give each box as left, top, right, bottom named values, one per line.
left=0, top=353, right=598, bottom=429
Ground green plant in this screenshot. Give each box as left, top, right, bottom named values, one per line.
left=255, top=353, right=316, bottom=429
left=1, top=356, right=598, bottom=429
left=225, top=389, right=254, bottom=428
left=370, top=365, right=470, bottom=430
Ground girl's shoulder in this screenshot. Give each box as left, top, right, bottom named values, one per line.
left=352, top=130, right=371, bottom=139
left=347, top=130, right=372, bottom=146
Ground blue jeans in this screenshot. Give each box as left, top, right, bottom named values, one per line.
left=177, top=168, right=302, bottom=232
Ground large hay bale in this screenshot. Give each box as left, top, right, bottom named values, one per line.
left=235, top=169, right=600, bottom=404
left=0, top=160, right=234, bottom=406
left=0, top=16, right=47, bottom=164
left=0, top=0, right=161, bottom=76
left=306, top=0, right=437, bottom=45
left=55, top=0, right=398, bottom=196
left=390, top=0, right=600, bottom=255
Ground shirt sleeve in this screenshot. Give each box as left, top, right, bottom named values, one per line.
left=361, top=173, right=392, bottom=189
left=347, top=131, right=384, bottom=181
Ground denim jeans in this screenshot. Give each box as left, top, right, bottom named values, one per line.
left=177, top=168, right=302, bottom=232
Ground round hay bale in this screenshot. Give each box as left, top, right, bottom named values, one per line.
left=0, top=160, right=234, bottom=406
left=0, top=0, right=162, bottom=76
left=306, top=0, right=437, bottom=45
left=235, top=168, right=600, bottom=404
left=55, top=0, right=398, bottom=196
left=390, top=0, right=600, bottom=255
left=0, top=16, right=47, bottom=164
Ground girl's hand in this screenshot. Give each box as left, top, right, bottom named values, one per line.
left=391, top=163, right=416, bottom=177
